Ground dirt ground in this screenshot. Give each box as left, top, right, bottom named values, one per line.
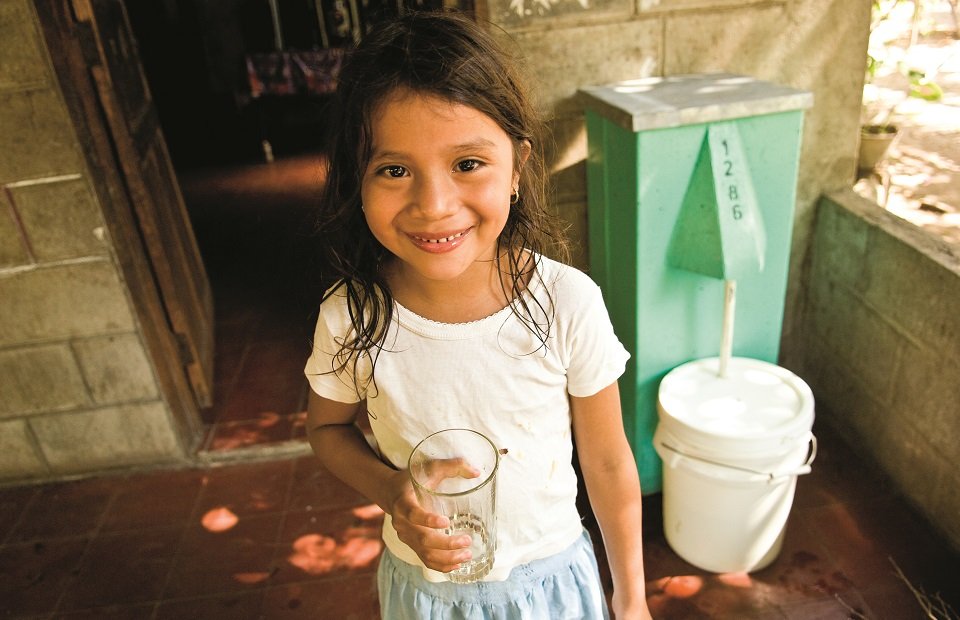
left=854, top=0, right=960, bottom=248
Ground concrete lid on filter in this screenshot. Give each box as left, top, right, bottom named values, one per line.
left=578, top=73, right=814, bottom=132
left=657, top=356, right=814, bottom=441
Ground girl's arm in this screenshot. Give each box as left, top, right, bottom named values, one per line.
left=571, top=381, right=653, bottom=620
left=305, top=390, right=473, bottom=572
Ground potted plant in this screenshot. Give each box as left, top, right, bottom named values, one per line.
left=859, top=0, right=944, bottom=170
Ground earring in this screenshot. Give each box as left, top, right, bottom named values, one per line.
left=510, top=188, right=520, bottom=205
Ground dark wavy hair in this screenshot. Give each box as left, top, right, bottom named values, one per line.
left=315, top=10, right=569, bottom=384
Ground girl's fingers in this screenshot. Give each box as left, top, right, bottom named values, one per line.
left=423, top=457, right=482, bottom=486
left=423, top=527, right=473, bottom=550
left=405, top=513, right=472, bottom=550
left=452, top=457, right=482, bottom=479
left=392, top=468, right=474, bottom=572
left=399, top=494, right=449, bottom=529
left=422, top=510, right=450, bottom=529
left=418, top=533, right=474, bottom=572
left=393, top=509, right=473, bottom=572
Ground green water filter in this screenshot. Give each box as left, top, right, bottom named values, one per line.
left=580, top=74, right=813, bottom=493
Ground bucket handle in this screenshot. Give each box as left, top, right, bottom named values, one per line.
left=659, top=434, right=818, bottom=484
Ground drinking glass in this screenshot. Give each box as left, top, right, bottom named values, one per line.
left=408, top=428, right=499, bottom=583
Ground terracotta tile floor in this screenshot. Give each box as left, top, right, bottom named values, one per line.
left=1, top=420, right=958, bottom=618
left=5, top=157, right=956, bottom=618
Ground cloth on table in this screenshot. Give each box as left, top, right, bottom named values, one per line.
left=245, top=49, right=344, bottom=98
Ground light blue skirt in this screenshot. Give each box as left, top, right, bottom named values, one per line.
left=377, top=530, right=610, bottom=620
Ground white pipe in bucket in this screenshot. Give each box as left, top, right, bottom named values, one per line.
left=719, top=280, right=737, bottom=378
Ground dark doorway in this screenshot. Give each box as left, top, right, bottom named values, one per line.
left=176, top=157, right=325, bottom=454
left=123, top=1, right=335, bottom=454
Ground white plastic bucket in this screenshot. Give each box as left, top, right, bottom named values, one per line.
left=654, top=356, right=816, bottom=573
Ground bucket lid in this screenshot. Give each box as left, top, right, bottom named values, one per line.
left=658, top=357, right=814, bottom=444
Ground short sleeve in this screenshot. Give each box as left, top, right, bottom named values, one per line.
left=560, top=274, right=630, bottom=398
left=303, top=291, right=367, bottom=404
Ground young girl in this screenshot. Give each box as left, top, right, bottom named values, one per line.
left=305, top=11, right=652, bottom=619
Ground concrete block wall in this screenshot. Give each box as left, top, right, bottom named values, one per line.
left=799, top=189, right=960, bottom=550
left=0, top=1, right=185, bottom=482
left=483, top=0, right=872, bottom=363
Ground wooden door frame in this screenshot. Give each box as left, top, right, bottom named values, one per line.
left=34, top=0, right=206, bottom=452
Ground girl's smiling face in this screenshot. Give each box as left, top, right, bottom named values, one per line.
left=361, top=90, right=522, bottom=288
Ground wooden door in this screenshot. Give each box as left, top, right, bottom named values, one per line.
left=39, top=0, right=215, bottom=414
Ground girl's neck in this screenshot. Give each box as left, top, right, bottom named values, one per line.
left=385, top=252, right=529, bottom=324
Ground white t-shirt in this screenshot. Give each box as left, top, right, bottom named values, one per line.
left=304, top=255, right=629, bottom=581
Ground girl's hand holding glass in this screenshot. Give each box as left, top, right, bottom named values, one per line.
left=382, top=467, right=475, bottom=574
